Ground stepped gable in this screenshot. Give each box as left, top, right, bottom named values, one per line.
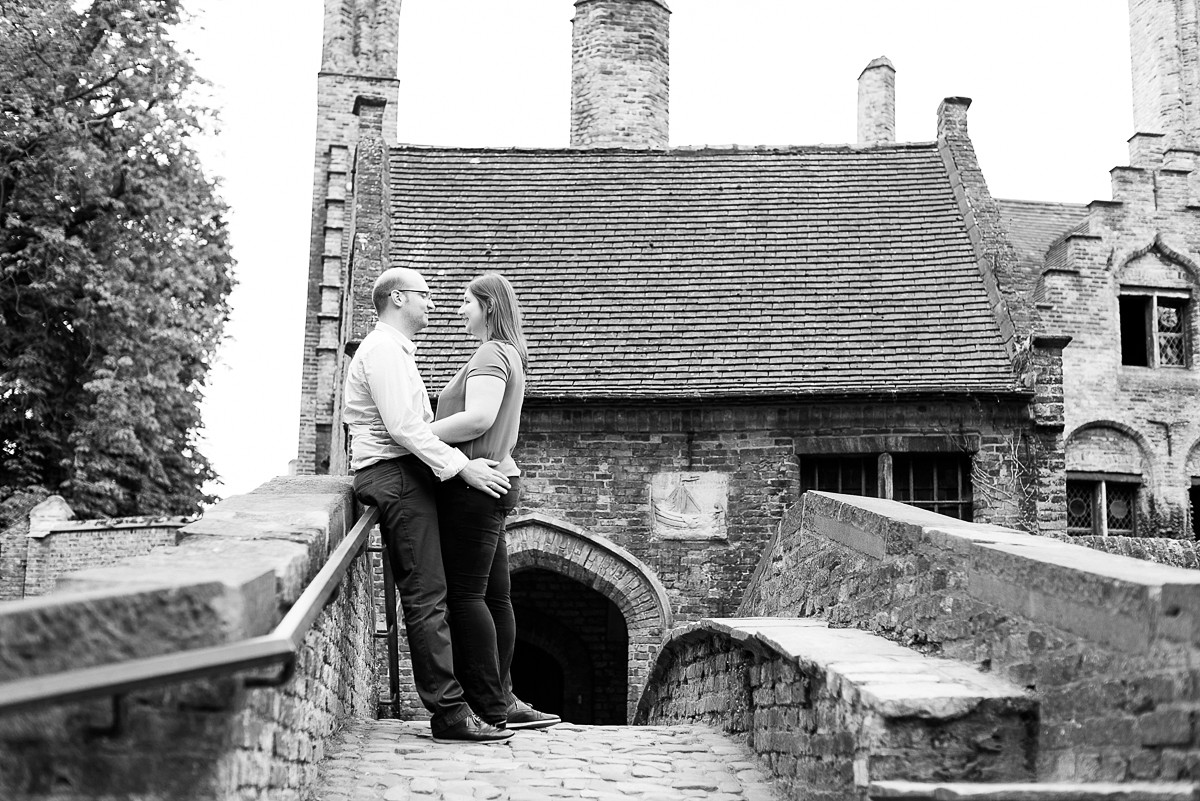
left=389, top=144, right=1021, bottom=399
left=995, top=198, right=1090, bottom=277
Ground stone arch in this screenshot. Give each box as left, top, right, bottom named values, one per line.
left=1187, top=437, right=1200, bottom=479
left=1065, top=420, right=1156, bottom=480
left=1114, top=235, right=1200, bottom=287
left=1065, top=421, right=1159, bottom=532
left=506, top=512, right=673, bottom=722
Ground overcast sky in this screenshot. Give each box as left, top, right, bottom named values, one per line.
left=183, top=0, right=1133, bottom=500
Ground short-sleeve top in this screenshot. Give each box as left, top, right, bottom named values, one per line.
left=434, top=340, right=525, bottom=476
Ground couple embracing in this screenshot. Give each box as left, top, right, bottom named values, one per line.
left=343, top=267, right=558, bottom=743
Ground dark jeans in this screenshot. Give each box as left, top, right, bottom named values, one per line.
left=352, top=456, right=472, bottom=733
left=436, top=475, right=521, bottom=725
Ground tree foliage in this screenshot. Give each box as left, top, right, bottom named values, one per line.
left=0, top=0, right=234, bottom=517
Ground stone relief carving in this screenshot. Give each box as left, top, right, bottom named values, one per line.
left=650, top=472, right=728, bottom=540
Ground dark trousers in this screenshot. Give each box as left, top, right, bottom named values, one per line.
left=352, top=456, right=472, bottom=733
left=436, top=476, right=521, bottom=725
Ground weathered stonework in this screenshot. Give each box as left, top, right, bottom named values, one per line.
left=1039, top=145, right=1200, bottom=537
left=858, top=57, right=896, bottom=145
left=740, top=491, right=1200, bottom=783
left=639, top=618, right=1036, bottom=800
left=1128, top=0, right=1200, bottom=154
left=570, top=0, right=670, bottom=147
left=298, top=0, right=401, bottom=476
left=0, top=487, right=49, bottom=601
left=0, top=477, right=376, bottom=801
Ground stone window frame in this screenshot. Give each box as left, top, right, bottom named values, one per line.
left=1118, top=286, right=1192, bottom=369
left=1066, top=471, right=1142, bottom=536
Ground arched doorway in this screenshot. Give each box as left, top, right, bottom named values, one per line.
left=510, top=568, right=628, bottom=724
left=506, top=514, right=673, bottom=723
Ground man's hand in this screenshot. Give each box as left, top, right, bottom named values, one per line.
left=458, top=458, right=512, bottom=498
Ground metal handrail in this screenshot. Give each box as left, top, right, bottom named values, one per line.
left=0, top=505, right=381, bottom=717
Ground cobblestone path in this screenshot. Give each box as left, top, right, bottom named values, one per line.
left=315, top=720, right=782, bottom=801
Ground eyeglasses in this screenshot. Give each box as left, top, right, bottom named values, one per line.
left=393, top=288, right=431, bottom=300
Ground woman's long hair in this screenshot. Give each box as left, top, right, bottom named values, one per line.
left=468, top=272, right=528, bottom=369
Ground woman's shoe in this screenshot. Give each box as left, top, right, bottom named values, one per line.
left=506, top=698, right=562, bottom=730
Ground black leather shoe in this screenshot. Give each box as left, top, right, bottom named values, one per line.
left=506, top=705, right=561, bottom=730
left=432, top=715, right=514, bottom=744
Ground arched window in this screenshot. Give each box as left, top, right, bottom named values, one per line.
left=1065, top=425, right=1149, bottom=536
left=1117, top=249, right=1196, bottom=369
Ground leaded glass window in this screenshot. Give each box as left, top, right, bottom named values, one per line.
left=1158, top=297, right=1187, bottom=366
left=1066, top=481, right=1094, bottom=534
left=1120, top=289, right=1191, bottom=368
left=1066, top=476, right=1139, bottom=536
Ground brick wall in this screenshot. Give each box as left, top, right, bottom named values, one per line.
left=570, top=0, right=670, bottom=147
left=513, top=396, right=1050, bottom=623
left=22, top=523, right=183, bottom=597
left=0, top=488, right=48, bottom=601
left=0, top=477, right=376, bottom=800
left=1039, top=140, right=1200, bottom=538
left=1, top=494, right=188, bottom=601
left=1128, top=0, right=1200, bottom=152
left=298, top=0, right=402, bottom=476
left=740, top=491, right=1200, bottom=783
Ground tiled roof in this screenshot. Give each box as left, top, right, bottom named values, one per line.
left=389, top=145, right=1021, bottom=399
left=996, top=198, right=1090, bottom=278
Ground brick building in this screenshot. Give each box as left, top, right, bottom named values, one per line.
left=294, top=0, right=1195, bottom=723
left=997, top=0, right=1200, bottom=540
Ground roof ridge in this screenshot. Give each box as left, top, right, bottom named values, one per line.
left=389, top=142, right=940, bottom=155
left=996, top=197, right=1090, bottom=210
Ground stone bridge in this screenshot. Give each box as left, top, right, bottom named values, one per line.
left=3, top=478, right=1200, bottom=801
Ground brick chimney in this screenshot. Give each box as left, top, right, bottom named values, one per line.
left=1128, top=0, right=1199, bottom=157
left=857, top=56, right=896, bottom=145
left=570, top=0, right=670, bottom=148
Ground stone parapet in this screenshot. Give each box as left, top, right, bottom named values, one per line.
left=870, top=780, right=1200, bottom=801
left=0, top=475, right=375, bottom=801
left=739, top=491, right=1200, bottom=782
left=637, top=617, right=1035, bottom=800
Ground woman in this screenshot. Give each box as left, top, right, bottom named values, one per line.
left=429, top=272, right=559, bottom=731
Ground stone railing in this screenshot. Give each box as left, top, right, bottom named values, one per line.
left=0, top=476, right=376, bottom=801
left=637, top=617, right=1036, bottom=800
left=737, top=491, right=1200, bottom=784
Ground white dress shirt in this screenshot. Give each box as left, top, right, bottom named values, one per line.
left=343, top=322, right=469, bottom=478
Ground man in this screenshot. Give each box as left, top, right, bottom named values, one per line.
left=344, top=266, right=513, bottom=743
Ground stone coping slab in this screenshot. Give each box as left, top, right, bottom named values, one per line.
left=797, top=492, right=1200, bottom=651
left=0, top=476, right=360, bottom=683
left=673, top=617, right=1032, bottom=720
left=870, top=781, right=1200, bottom=801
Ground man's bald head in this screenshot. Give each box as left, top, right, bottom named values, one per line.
left=372, top=267, right=428, bottom=315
